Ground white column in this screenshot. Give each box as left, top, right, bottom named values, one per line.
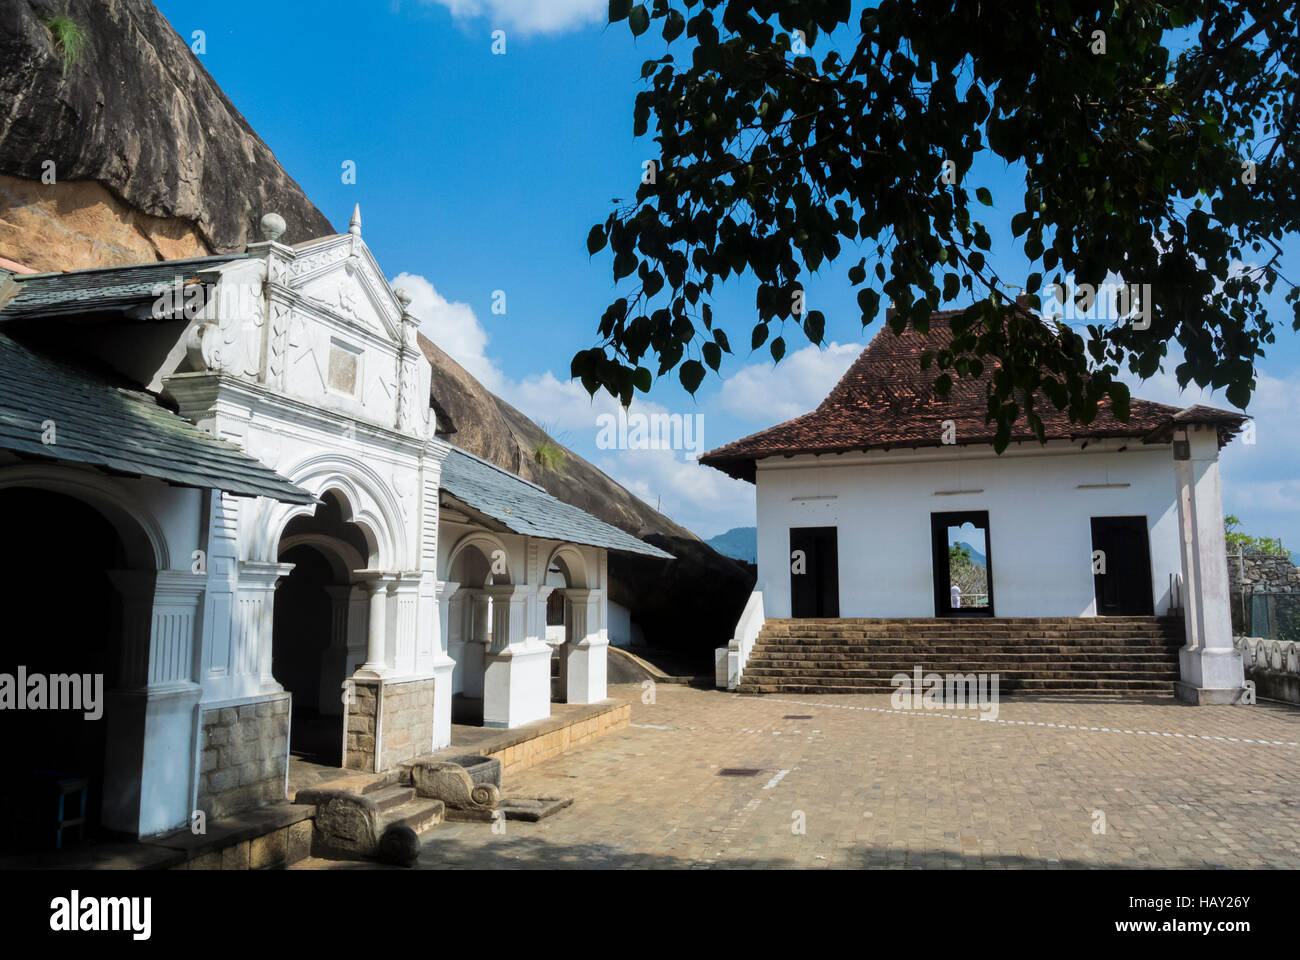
left=563, top=587, right=608, bottom=704
left=104, top=569, right=206, bottom=837
left=233, top=560, right=295, bottom=694
left=356, top=572, right=396, bottom=679
left=391, top=571, right=422, bottom=677
left=319, top=585, right=353, bottom=715
left=460, top=588, right=488, bottom=697
left=431, top=580, right=460, bottom=748
left=1173, top=424, right=1247, bottom=704
left=482, top=583, right=551, bottom=727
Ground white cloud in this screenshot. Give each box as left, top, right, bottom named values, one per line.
left=393, top=270, right=747, bottom=536
left=392, top=272, right=506, bottom=393
left=1124, top=365, right=1300, bottom=548
left=420, top=0, right=605, bottom=34
left=718, top=340, right=863, bottom=423
left=597, top=445, right=756, bottom=538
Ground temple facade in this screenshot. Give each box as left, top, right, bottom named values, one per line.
left=701, top=308, right=1250, bottom=706
left=0, top=209, right=669, bottom=843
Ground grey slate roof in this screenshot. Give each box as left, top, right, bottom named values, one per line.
left=0, top=330, right=315, bottom=504
left=439, top=447, right=674, bottom=560
left=0, top=255, right=243, bottom=320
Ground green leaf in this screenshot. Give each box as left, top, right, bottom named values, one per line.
left=679, top=358, right=705, bottom=393
left=770, top=336, right=786, bottom=362
left=976, top=187, right=993, bottom=206
left=751, top=323, right=769, bottom=350
left=663, top=9, right=685, bottom=42
left=803, top=310, right=825, bottom=344
left=629, top=4, right=649, bottom=36
left=609, top=0, right=632, bottom=23
left=857, top=287, right=881, bottom=321
left=633, top=366, right=652, bottom=392
left=587, top=225, right=607, bottom=255
left=702, top=341, right=722, bottom=370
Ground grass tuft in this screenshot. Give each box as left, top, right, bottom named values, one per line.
left=43, top=13, right=88, bottom=73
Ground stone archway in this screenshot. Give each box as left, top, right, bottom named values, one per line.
left=446, top=537, right=513, bottom=724
left=272, top=490, right=372, bottom=769
left=543, top=546, right=590, bottom=701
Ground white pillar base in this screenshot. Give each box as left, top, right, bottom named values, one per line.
left=564, top=638, right=609, bottom=704
left=483, top=642, right=552, bottom=728
left=431, top=658, right=455, bottom=748
left=1176, top=647, right=1248, bottom=704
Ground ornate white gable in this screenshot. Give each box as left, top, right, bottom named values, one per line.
left=182, top=210, right=433, bottom=441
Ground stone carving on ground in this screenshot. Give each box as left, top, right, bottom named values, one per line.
left=411, top=760, right=500, bottom=812
left=298, top=789, right=382, bottom=858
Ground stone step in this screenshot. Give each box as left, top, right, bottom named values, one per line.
left=380, top=798, right=445, bottom=836
left=751, top=644, right=1181, bottom=654
left=745, top=659, right=1180, bottom=671
left=742, top=669, right=1179, bottom=681
left=763, top=617, right=1179, bottom=625
left=759, top=629, right=1185, bottom=634
left=736, top=679, right=1175, bottom=694
left=368, top=784, right=419, bottom=812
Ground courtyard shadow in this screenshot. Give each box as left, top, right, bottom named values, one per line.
left=298, top=827, right=1224, bottom=871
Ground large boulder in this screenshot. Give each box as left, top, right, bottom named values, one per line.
left=0, top=0, right=332, bottom=270
left=0, top=0, right=755, bottom=657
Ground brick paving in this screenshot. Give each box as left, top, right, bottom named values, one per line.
left=292, top=683, right=1300, bottom=870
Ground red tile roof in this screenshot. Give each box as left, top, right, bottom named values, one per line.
left=701, top=310, right=1246, bottom=482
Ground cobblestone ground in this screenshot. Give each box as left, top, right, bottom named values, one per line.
left=293, top=683, right=1300, bottom=870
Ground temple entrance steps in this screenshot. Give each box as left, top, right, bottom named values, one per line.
left=293, top=769, right=445, bottom=860
left=736, top=616, right=1185, bottom=696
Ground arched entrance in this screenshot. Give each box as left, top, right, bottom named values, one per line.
left=446, top=539, right=511, bottom=725
left=544, top=552, right=585, bottom=701
left=272, top=491, right=371, bottom=768
left=0, top=487, right=138, bottom=852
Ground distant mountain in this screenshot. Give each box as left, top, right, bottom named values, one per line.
left=954, top=541, right=987, bottom=567
left=707, top=526, right=757, bottom=564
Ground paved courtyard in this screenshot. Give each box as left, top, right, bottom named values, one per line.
left=294, top=683, right=1300, bottom=870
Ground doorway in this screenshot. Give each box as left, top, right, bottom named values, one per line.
left=272, top=491, right=372, bottom=768
left=790, top=526, right=839, bottom=618
left=932, top=511, right=994, bottom=617
left=1090, top=516, right=1154, bottom=616
left=272, top=544, right=342, bottom=765
left=0, top=488, right=128, bottom=852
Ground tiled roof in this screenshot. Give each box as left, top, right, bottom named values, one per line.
left=701, top=310, right=1246, bottom=482
left=439, top=446, right=674, bottom=560
left=0, top=255, right=243, bottom=319
left=0, top=330, right=315, bottom=504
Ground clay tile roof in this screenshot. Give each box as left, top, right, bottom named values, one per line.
left=700, top=310, right=1247, bottom=482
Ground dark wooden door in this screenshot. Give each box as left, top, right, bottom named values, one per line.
left=790, top=526, right=840, bottom=618
left=1090, top=516, right=1154, bottom=615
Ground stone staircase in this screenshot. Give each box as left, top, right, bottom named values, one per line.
left=736, top=617, right=1185, bottom=696
left=294, top=770, right=444, bottom=861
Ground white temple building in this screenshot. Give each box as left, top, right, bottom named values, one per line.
left=701, top=308, right=1250, bottom=706
left=0, top=208, right=669, bottom=842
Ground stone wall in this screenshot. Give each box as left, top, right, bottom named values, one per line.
left=344, top=677, right=434, bottom=772
left=197, top=694, right=290, bottom=820
left=1228, top=553, right=1300, bottom=642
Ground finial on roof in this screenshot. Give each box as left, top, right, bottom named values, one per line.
left=260, top=212, right=286, bottom=243
left=349, top=204, right=362, bottom=236
left=393, top=287, right=413, bottom=311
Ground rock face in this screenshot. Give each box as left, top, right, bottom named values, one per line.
left=0, top=0, right=754, bottom=655
left=0, top=0, right=332, bottom=267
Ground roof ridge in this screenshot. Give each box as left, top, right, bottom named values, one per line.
left=16, top=253, right=245, bottom=282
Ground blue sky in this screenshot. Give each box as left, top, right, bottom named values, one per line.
left=156, top=0, right=1298, bottom=548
